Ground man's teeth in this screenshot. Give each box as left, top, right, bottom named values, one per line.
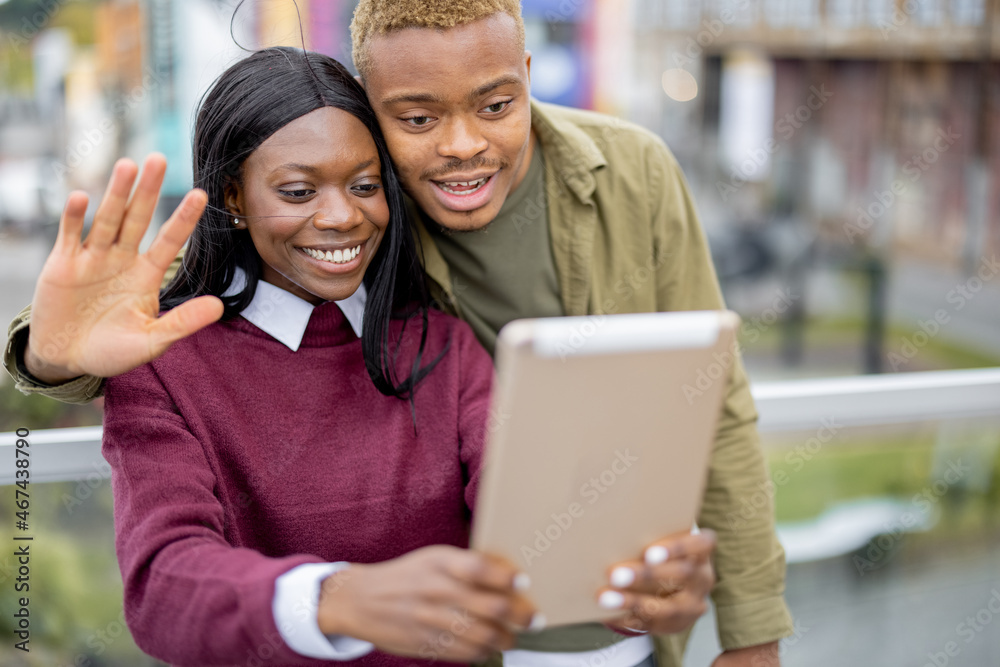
left=438, top=176, right=488, bottom=195
left=303, top=245, right=361, bottom=264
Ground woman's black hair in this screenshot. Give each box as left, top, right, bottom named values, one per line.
left=160, top=47, right=438, bottom=400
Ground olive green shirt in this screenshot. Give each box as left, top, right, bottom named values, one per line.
left=4, top=100, right=793, bottom=665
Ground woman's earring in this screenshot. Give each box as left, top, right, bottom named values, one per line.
left=233, top=217, right=240, bottom=227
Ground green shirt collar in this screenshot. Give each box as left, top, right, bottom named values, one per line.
left=529, top=99, right=607, bottom=202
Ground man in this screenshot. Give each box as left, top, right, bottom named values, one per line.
left=4, top=1, right=792, bottom=665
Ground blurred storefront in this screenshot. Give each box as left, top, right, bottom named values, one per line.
left=629, top=0, right=1000, bottom=266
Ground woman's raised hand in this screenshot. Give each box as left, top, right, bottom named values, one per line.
left=317, top=545, right=540, bottom=662
left=24, top=154, right=224, bottom=384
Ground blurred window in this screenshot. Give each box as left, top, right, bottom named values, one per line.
left=827, top=0, right=864, bottom=27
left=866, top=0, right=897, bottom=26
left=915, top=0, right=946, bottom=25
left=654, top=0, right=701, bottom=30
left=951, top=0, right=987, bottom=25
left=763, top=0, right=820, bottom=28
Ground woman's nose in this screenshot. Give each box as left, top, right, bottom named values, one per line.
left=311, top=192, right=364, bottom=231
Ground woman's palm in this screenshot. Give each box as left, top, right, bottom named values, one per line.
left=26, top=155, right=223, bottom=382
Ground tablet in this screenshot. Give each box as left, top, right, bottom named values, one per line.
left=470, top=310, right=740, bottom=626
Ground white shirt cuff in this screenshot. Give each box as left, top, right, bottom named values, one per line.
left=273, top=562, right=374, bottom=660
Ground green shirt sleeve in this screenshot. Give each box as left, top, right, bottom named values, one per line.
left=2, top=251, right=186, bottom=404
left=648, top=144, right=794, bottom=652
left=4, top=304, right=106, bottom=404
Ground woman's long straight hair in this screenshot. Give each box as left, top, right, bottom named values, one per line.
left=160, top=47, right=437, bottom=399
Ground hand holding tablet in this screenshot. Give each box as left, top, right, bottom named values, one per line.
left=598, top=529, right=717, bottom=635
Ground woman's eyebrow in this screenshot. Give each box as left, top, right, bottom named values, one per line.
left=274, top=162, right=319, bottom=174
left=351, top=158, right=377, bottom=172
left=273, top=159, right=376, bottom=174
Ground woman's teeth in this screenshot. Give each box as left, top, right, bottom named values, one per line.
left=303, top=245, right=361, bottom=264
left=437, top=176, right=489, bottom=195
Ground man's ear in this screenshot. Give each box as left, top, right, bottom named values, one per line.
left=354, top=74, right=365, bottom=89
left=524, top=50, right=532, bottom=85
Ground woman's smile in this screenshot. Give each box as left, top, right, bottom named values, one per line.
left=297, top=239, right=369, bottom=274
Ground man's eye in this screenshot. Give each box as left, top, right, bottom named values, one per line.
left=484, top=101, right=510, bottom=114
left=405, top=116, right=432, bottom=127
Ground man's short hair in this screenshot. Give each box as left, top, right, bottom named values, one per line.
left=351, top=0, right=526, bottom=81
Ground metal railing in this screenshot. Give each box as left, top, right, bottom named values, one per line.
left=3, top=367, right=999, bottom=485
left=2, top=367, right=999, bottom=563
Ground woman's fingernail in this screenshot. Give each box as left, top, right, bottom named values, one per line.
left=623, top=626, right=649, bottom=634
left=513, top=573, right=531, bottom=591
left=610, top=566, right=635, bottom=588
left=598, top=590, right=625, bottom=609
left=645, top=545, right=669, bottom=565
left=528, top=612, right=547, bottom=631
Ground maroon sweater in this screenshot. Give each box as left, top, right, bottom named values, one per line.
left=102, top=303, right=493, bottom=666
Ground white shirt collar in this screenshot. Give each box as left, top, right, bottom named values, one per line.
left=222, top=267, right=366, bottom=351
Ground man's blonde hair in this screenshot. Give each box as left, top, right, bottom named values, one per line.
left=351, top=0, right=526, bottom=81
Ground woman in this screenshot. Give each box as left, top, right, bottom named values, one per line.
left=99, top=47, right=535, bottom=666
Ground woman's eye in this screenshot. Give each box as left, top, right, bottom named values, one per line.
left=484, top=101, right=510, bottom=114
left=353, top=183, right=382, bottom=195
left=405, top=116, right=432, bottom=127
left=279, top=189, right=313, bottom=199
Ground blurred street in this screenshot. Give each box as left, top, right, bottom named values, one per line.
left=0, top=234, right=46, bottom=333
left=686, top=537, right=1000, bottom=667
left=3, top=231, right=999, bottom=380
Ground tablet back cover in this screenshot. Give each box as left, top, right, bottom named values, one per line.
left=471, top=311, right=739, bottom=626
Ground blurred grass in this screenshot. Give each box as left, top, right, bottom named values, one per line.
left=741, top=313, right=1000, bottom=372
left=0, top=374, right=104, bottom=431
left=766, top=425, right=1000, bottom=529
left=0, top=482, right=158, bottom=666
left=767, top=435, right=935, bottom=522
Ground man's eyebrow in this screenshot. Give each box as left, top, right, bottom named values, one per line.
left=380, top=91, right=447, bottom=107
left=468, top=75, right=522, bottom=102
left=379, top=75, right=523, bottom=108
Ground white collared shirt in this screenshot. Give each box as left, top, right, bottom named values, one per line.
left=230, top=274, right=652, bottom=665
left=224, top=267, right=367, bottom=347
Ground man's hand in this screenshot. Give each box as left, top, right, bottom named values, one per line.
left=25, top=154, right=223, bottom=383
left=597, top=529, right=716, bottom=635
left=711, top=641, right=780, bottom=667
left=317, top=546, right=539, bottom=663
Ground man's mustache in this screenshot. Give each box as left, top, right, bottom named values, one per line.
left=422, top=156, right=510, bottom=181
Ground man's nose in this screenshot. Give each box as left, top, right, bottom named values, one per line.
left=437, top=116, right=489, bottom=162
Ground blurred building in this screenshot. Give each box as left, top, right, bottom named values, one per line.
left=10, top=0, right=998, bottom=266
left=629, top=0, right=1000, bottom=266
left=252, top=0, right=355, bottom=67
left=251, top=0, right=609, bottom=111
left=67, top=0, right=246, bottom=205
